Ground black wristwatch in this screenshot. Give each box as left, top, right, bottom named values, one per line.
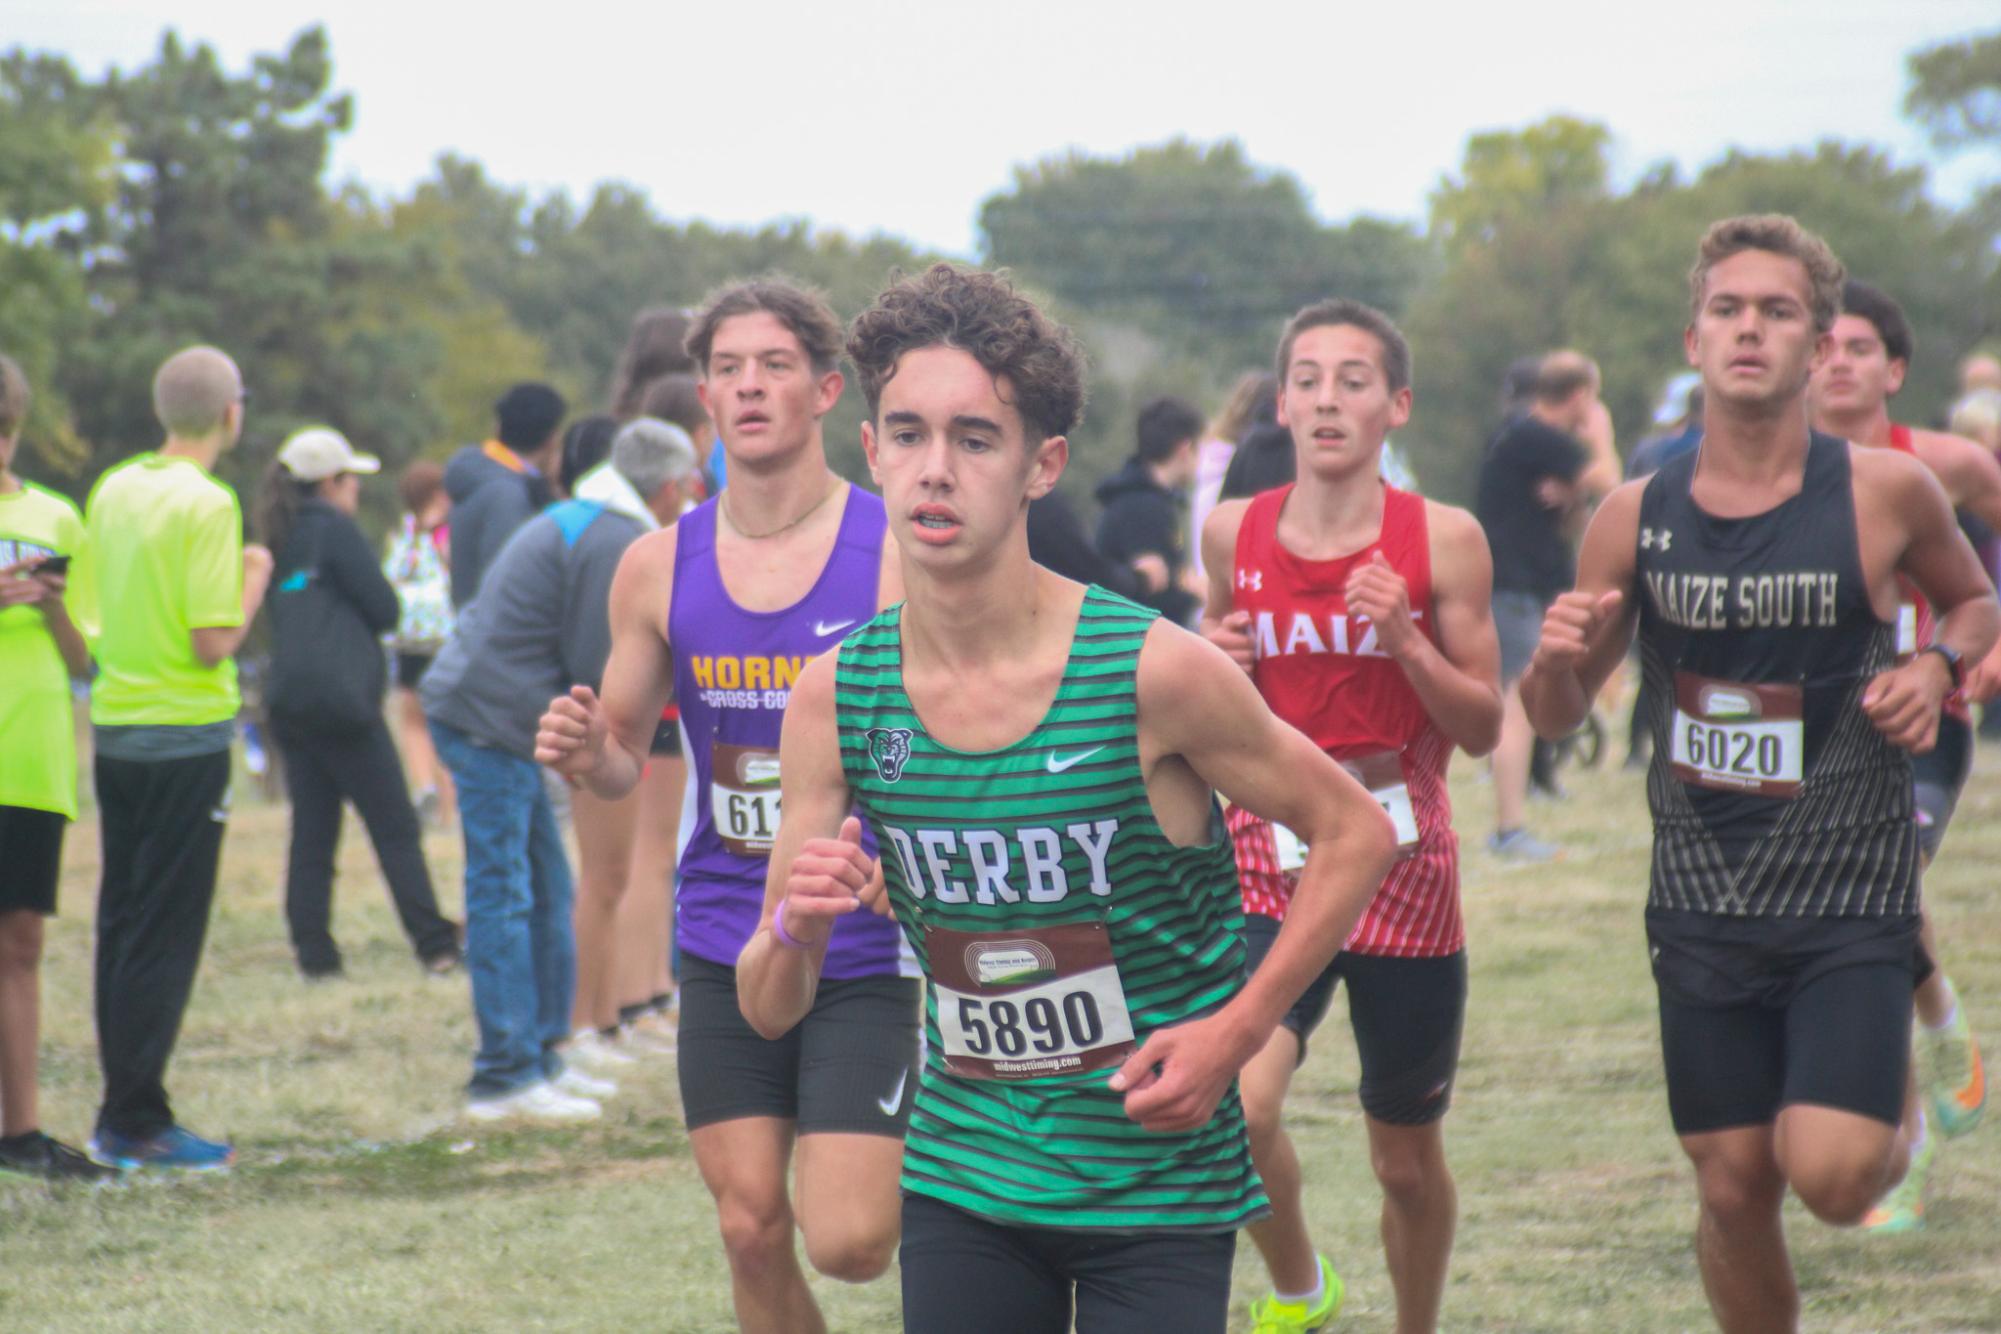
left=1920, top=643, right=1965, bottom=691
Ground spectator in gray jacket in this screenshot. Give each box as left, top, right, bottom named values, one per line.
left=441, top=383, right=567, bottom=609
left=421, top=418, right=696, bottom=1124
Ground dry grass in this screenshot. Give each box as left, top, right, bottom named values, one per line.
left=3, top=733, right=1998, bottom=1331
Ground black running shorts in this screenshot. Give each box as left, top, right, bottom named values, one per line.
left=1243, top=913, right=1468, bottom=1126
left=1912, top=711, right=1972, bottom=861
left=393, top=651, right=434, bottom=692
left=0, top=804, right=66, bottom=916
left=675, top=952, right=919, bottom=1136
left=1648, top=909, right=1920, bottom=1133
left=899, top=1193, right=1236, bottom=1334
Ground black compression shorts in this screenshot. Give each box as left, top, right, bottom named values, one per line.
left=675, top=952, right=919, bottom=1136
left=0, top=805, right=66, bottom=916
left=393, top=651, right=434, bottom=691
left=1242, top=914, right=1467, bottom=1126
left=899, top=1193, right=1236, bottom=1334
left=1648, top=909, right=1921, bottom=1133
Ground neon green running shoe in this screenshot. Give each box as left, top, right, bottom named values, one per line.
left=1862, top=1126, right=1934, bottom=1235
left=1248, top=1254, right=1344, bottom=1333
left=1920, top=1002, right=1986, bottom=1139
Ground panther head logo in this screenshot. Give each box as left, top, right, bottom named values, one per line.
left=866, top=727, right=915, bottom=783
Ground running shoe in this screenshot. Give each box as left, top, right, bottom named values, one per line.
left=1247, top=1254, right=1344, bottom=1333
left=88, top=1125, right=235, bottom=1172
left=555, top=1067, right=618, bottom=1100
left=565, top=1029, right=637, bottom=1070
left=1920, top=1001, right=1986, bottom=1138
left=1862, top=1125, right=1934, bottom=1234
left=0, top=1131, right=122, bottom=1183
left=618, top=1019, right=677, bottom=1058
left=420, top=945, right=462, bottom=977
left=464, top=1081, right=601, bottom=1124
left=1487, top=828, right=1560, bottom=863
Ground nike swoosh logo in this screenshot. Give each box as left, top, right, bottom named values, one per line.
left=878, top=1068, right=908, bottom=1116
left=1046, top=746, right=1104, bottom=774
left=813, top=619, right=857, bottom=637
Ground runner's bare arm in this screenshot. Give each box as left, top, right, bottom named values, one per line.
left=1855, top=448, right=2001, bottom=745
left=1110, top=624, right=1395, bottom=1132
left=1905, top=428, right=2001, bottom=698
left=534, top=525, right=677, bottom=798
left=736, top=654, right=866, bottom=1039
left=1197, top=499, right=1254, bottom=673
left=1520, top=480, right=1643, bottom=739
left=1347, top=501, right=1502, bottom=756
left=1910, top=428, right=2001, bottom=532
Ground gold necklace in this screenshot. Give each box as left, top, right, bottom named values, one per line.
left=720, top=476, right=841, bottom=540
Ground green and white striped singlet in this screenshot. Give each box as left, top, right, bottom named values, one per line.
left=835, top=585, right=1266, bottom=1232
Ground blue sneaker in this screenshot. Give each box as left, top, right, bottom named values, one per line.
left=90, top=1125, right=234, bottom=1172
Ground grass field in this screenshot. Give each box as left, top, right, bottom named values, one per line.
left=3, top=733, right=1999, bottom=1331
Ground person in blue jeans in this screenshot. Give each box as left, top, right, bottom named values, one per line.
left=420, top=418, right=698, bottom=1122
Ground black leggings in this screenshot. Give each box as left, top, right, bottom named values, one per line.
left=273, top=716, right=457, bottom=970
left=899, top=1193, right=1236, bottom=1334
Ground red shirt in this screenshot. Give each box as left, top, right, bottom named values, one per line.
left=1888, top=425, right=1970, bottom=723
left=1227, top=482, right=1463, bottom=956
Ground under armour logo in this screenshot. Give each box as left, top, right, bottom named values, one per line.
left=866, top=727, right=915, bottom=783
left=1640, top=527, right=1672, bottom=551
left=1236, top=569, right=1263, bottom=591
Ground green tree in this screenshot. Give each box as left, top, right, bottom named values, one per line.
left=0, top=51, right=115, bottom=474
left=1906, top=28, right=2001, bottom=151
left=976, top=139, right=1429, bottom=497
left=1402, top=121, right=2000, bottom=503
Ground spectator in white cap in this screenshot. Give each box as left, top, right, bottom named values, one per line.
left=255, top=428, right=461, bottom=981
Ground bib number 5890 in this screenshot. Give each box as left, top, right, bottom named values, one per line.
left=955, top=992, right=1105, bottom=1058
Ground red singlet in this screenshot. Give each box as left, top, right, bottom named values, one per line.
left=1227, top=483, right=1463, bottom=957
left=1888, top=425, right=1970, bottom=722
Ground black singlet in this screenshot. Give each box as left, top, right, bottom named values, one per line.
left=1634, top=432, right=1918, bottom=919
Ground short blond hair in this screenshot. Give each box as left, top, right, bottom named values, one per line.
left=1688, top=215, right=1846, bottom=334
left=0, top=354, right=28, bottom=440
left=152, top=345, right=242, bottom=438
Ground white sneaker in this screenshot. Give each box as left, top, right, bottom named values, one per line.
left=566, top=1029, right=638, bottom=1070
left=618, top=1017, right=677, bottom=1057
left=465, top=1080, right=601, bottom=1124
left=556, top=1067, right=618, bottom=1100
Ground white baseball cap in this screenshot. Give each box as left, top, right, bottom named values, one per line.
left=278, top=427, right=381, bottom=481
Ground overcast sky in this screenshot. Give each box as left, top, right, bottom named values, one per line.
left=11, top=1, right=1997, bottom=255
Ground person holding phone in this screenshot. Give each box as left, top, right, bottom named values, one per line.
left=0, top=352, right=112, bottom=1181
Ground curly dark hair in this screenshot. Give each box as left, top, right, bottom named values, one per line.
left=846, top=264, right=1085, bottom=441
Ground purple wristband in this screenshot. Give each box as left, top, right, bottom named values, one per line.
left=772, top=904, right=811, bottom=952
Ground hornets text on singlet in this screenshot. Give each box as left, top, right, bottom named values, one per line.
left=1635, top=433, right=1917, bottom=918
left=835, top=586, right=1266, bottom=1232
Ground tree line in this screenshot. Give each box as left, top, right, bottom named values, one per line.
left=3, top=26, right=1997, bottom=524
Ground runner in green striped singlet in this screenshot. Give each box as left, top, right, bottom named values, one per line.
left=836, top=586, right=1260, bottom=1232
left=737, top=265, right=1397, bottom=1334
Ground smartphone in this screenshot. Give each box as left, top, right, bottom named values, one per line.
left=38, top=554, right=70, bottom=575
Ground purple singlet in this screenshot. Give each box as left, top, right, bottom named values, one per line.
left=670, top=488, right=902, bottom=978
